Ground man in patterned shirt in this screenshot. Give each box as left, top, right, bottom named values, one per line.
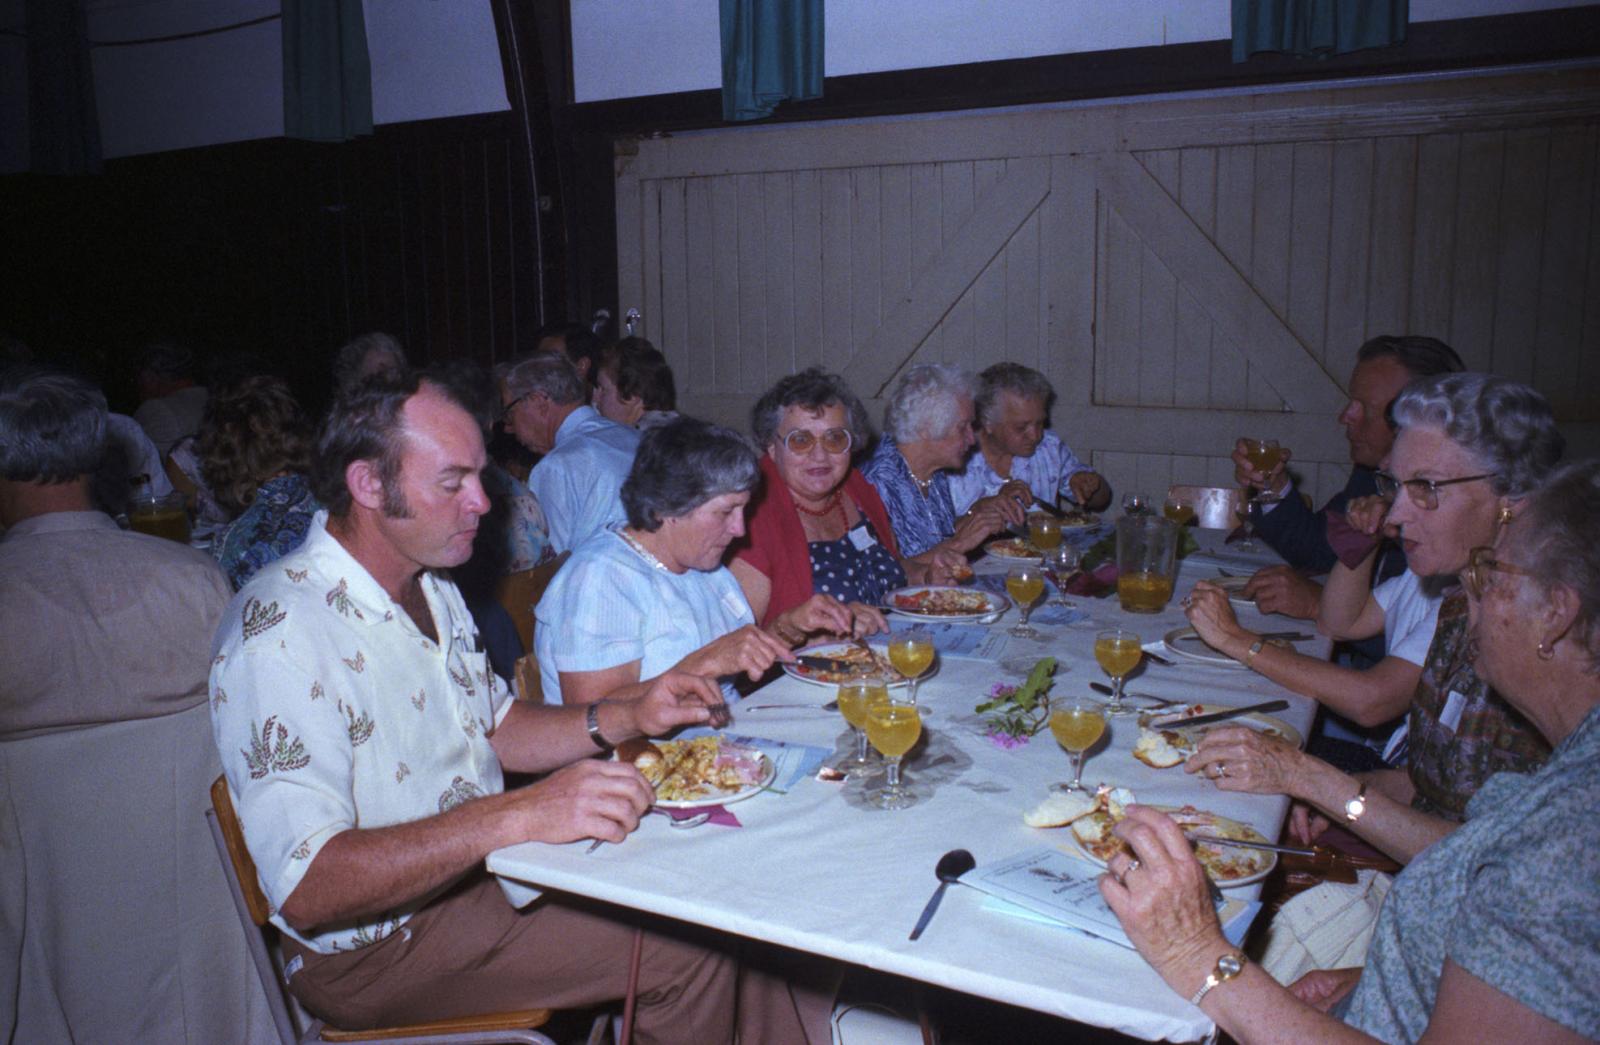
left=209, top=372, right=823, bottom=1042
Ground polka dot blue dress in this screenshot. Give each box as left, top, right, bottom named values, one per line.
left=808, top=519, right=907, bottom=606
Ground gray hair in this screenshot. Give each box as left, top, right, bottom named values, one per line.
left=1390, top=373, right=1564, bottom=497
left=884, top=364, right=977, bottom=443
left=333, top=332, right=409, bottom=396
left=1517, top=458, right=1600, bottom=674
left=975, top=362, right=1054, bottom=427
left=750, top=367, right=872, bottom=453
left=0, top=365, right=108, bottom=482
left=503, top=351, right=589, bottom=406
left=622, top=416, right=760, bottom=532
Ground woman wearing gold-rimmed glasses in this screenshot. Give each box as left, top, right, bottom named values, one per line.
left=731, top=368, right=961, bottom=639
left=1182, top=373, right=1564, bottom=871
left=1102, top=456, right=1600, bottom=1045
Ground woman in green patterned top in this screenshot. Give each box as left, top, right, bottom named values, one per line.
left=1101, top=458, right=1600, bottom=1043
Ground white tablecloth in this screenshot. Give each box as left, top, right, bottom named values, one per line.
left=490, top=530, right=1322, bottom=1042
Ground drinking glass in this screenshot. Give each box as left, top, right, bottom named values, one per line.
left=1005, top=566, right=1045, bottom=638
left=866, top=691, right=922, bottom=810
left=1238, top=438, right=1287, bottom=550
left=1115, top=515, right=1179, bottom=614
left=1049, top=698, right=1107, bottom=792
left=836, top=676, right=889, bottom=775
left=1028, top=514, right=1062, bottom=551
left=1163, top=496, right=1196, bottom=527
left=1094, top=628, right=1144, bottom=716
left=887, top=629, right=935, bottom=704
left=1044, top=544, right=1082, bottom=608
left=1121, top=491, right=1151, bottom=516
left=127, top=487, right=191, bottom=544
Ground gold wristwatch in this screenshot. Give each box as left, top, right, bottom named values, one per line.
left=1189, top=951, right=1247, bottom=1006
left=1344, top=780, right=1369, bottom=823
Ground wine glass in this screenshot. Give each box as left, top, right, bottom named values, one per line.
left=1121, top=491, right=1151, bottom=516
left=1094, top=628, right=1143, bottom=716
left=1049, top=698, right=1107, bottom=792
left=1028, top=514, right=1062, bottom=552
left=887, top=629, right=935, bottom=704
left=1237, top=438, right=1284, bottom=551
left=866, top=691, right=922, bottom=810
left=1163, top=496, right=1196, bottom=527
left=836, top=675, right=889, bottom=775
left=1043, top=544, right=1082, bottom=608
left=1005, top=566, right=1045, bottom=638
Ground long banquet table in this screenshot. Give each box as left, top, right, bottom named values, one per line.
left=489, top=529, right=1328, bottom=1042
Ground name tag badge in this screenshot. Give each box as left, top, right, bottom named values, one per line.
left=1439, top=690, right=1468, bottom=734
left=848, top=525, right=877, bottom=552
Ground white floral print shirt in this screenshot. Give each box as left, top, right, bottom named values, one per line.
left=209, top=512, right=511, bottom=954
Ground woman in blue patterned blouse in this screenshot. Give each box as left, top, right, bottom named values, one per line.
left=862, top=364, right=1029, bottom=559
left=201, top=375, right=320, bottom=590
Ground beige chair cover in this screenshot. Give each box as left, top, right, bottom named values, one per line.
left=0, top=704, right=275, bottom=1044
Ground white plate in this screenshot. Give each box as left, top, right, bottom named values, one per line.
left=883, top=586, right=1010, bottom=623
left=984, top=538, right=1042, bottom=563
left=1067, top=806, right=1277, bottom=888
left=1140, top=703, right=1304, bottom=749
left=1161, top=627, right=1250, bottom=668
left=783, top=641, right=909, bottom=688
left=651, top=747, right=777, bottom=810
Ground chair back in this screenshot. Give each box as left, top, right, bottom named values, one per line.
left=497, top=553, right=569, bottom=656
left=1166, top=484, right=1245, bottom=530
left=207, top=776, right=301, bottom=1044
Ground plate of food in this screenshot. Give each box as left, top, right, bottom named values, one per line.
left=1161, top=626, right=1302, bottom=668
left=620, top=735, right=775, bottom=809
left=1131, top=706, right=1303, bottom=767
left=884, top=586, right=1009, bottom=622
left=1031, top=788, right=1275, bottom=887
left=985, top=537, right=1042, bottom=562
left=783, top=641, right=908, bottom=687
left=1055, top=507, right=1101, bottom=530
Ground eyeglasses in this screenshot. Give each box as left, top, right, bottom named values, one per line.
left=1374, top=471, right=1497, bottom=510
left=780, top=427, right=853, bottom=456
left=499, top=393, right=530, bottom=422
left=1462, top=546, right=1532, bottom=600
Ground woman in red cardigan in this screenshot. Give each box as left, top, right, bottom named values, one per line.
left=730, top=368, right=963, bottom=641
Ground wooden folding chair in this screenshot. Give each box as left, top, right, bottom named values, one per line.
left=206, top=777, right=557, bottom=1045
left=497, top=553, right=568, bottom=658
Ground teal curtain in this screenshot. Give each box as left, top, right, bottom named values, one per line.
left=1232, top=0, right=1407, bottom=62
left=25, top=0, right=101, bottom=174
left=719, top=0, right=824, bottom=122
left=282, top=0, right=373, bottom=141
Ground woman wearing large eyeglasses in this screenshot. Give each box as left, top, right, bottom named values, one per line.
left=730, top=368, right=961, bottom=637
left=1098, top=459, right=1600, bottom=1043
left=1180, top=373, right=1565, bottom=868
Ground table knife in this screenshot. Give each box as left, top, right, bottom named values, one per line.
left=1187, top=834, right=1317, bottom=858
left=1148, top=700, right=1289, bottom=729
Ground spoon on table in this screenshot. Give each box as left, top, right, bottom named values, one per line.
left=909, top=848, right=976, bottom=941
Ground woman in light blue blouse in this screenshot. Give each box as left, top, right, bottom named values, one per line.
left=536, top=416, right=860, bottom=705
left=862, top=364, right=1027, bottom=560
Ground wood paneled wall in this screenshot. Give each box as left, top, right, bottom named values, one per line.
left=616, top=67, right=1600, bottom=506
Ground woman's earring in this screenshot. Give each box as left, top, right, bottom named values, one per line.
left=1498, top=505, right=1515, bottom=526
left=1537, top=640, right=1555, bottom=660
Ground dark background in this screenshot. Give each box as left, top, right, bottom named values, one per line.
left=3, top=5, right=1593, bottom=416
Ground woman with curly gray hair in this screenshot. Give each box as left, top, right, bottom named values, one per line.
left=861, top=363, right=1027, bottom=557
left=1183, top=372, right=1564, bottom=871
left=1103, top=458, right=1600, bottom=1043
left=731, top=367, right=962, bottom=637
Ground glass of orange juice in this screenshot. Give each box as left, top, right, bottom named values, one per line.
left=1028, top=514, right=1062, bottom=551
left=1005, top=566, right=1046, bottom=638
left=887, top=629, right=935, bottom=704
left=1115, top=515, right=1178, bottom=614
left=866, top=691, right=922, bottom=810
left=1050, top=698, right=1107, bottom=792
left=1094, top=628, right=1144, bottom=716
left=836, top=676, right=889, bottom=775
left=1163, top=496, right=1196, bottom=527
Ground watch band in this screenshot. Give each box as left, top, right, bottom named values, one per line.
left=1189, top=951, right=1247, bottom=1006
left=1244, top=638, right=1265, bottom=668
left=1344, top=780, right=1369, bottom=823
left=586, top=702, right=613, bottom=752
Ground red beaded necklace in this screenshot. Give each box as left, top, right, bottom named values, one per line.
left=793, top=488, right=845, bottom=526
